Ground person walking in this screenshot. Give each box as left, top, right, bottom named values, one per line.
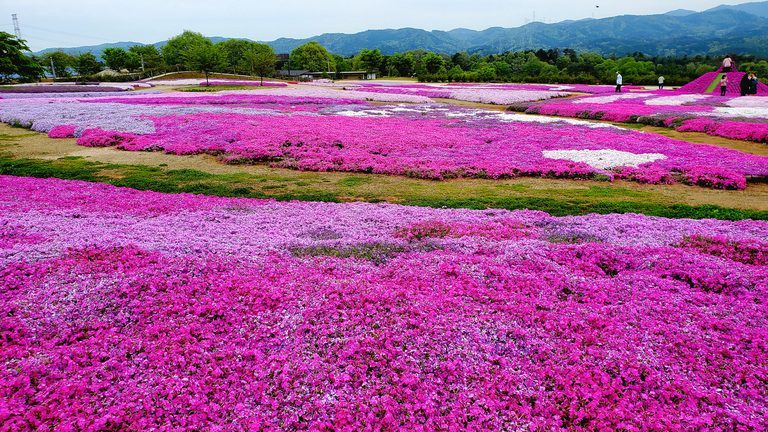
left=719, top=74, right=728, bottom=96
left=722, top=56, right=734, bottom=72
left=658, top=75, right=665, bottom=90
left=615, top=72, right=623, bottom=93
left=740, top=73, right=751, bottom=96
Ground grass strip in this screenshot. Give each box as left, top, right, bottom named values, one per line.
left=1, top=155, right=765, bottom=221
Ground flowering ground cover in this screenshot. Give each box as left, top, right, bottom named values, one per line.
left=143, top=78, right=288, bottom=87
left=0, top=85, right=128, bottom=93
left=515, top=91, right=768, bottom=143
left=201, top=80, right=287, bottom=87
left=1, top=92, right=767, bottom=189
left=1, top=175, right=767, bottom=430
left=341, top=82, right=573, bottom=105
left=0, top=91, right=149, bottom=99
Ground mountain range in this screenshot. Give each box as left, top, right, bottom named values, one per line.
left=33, top=1, right=768, bottom=58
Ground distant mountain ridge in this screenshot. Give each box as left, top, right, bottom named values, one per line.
left=708, top=1, right=768, bottom=16
left=33, top=1, right=768, bottom=58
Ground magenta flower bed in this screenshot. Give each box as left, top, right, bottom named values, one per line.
left=87, top=93, right=364, bottom=107
left=1, top=176, right=767, bottom=430
left=521, top=93, right=768, bottom=143
left=47, top=124, right=77, bottom=138
left=71, top=112, right=768, bottom=189
left=202, top=80, right=288, bottom=87
left=0, top=85, right=128, bottom=93
left=532, top=101, right=683, bottom=122
left=677, top=72, right=720, bottom=94
left=355, top=83, right=569, bottom=105
left=3, top=91, right=768, bottom=189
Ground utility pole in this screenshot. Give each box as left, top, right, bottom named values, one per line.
left=50, top=57, right=57, bottom=79
left=12, top=14, right=22, bottom=39
left=140, top=53, right=145, bottom=72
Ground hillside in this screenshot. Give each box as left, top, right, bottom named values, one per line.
left=32, top=1, right=768, bottom=57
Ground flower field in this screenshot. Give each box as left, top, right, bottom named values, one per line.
left=1, top=88, right=767, bottom=190
left=329, top=82, right=573, bottom=105
left=1, top=175, right=767, bottom=430
left=145, top=78, right=288, bottom=87
left=516, top=91, right=768, bottom=143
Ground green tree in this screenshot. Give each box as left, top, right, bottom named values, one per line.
left=290, top=42, right=334, bottom=72
left=101, top=47, right=131, bottom=71
left=422, top=52, right=446, bottom=74
left=333, top=54, right=352, bottom=73
left=184, top=44, right=225, bottom=85
left=742, top=60, right=768, bottom=78
left=356, top=49, right=384, bottom=73
left=492, top=61, right=512, bottom=80
left=0, top=32, right=43, bottom=83
left=74, top=52, right=103, bottom=77
left=447, top=65, right=465, bottom=81
left=476, top=64, right=497, bottom=81
left=129, top=45, right=163, bottom=70
left=389, top=52, right=415, bottom=76
left=162, top=31, right=211, bottom=67
left=218, top=39, right=253, bottom=74
left=451, top=52, right=472, bottom=71
left=243, top=43, right=277, bottom=84
left=40, top=51, right=75, bottom=78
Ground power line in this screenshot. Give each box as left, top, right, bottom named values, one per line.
left=23, top=24, right=111, bottom=42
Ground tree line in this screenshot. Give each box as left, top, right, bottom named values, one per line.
left=347, top=49, right=768, bottom=86
left=3, top=30, right=768, bottom=86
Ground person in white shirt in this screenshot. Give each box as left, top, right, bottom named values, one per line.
left=720, top=74, right=728, bottom=96
left=615, top=72, right=623, bottom=93
left=722, top=56, right=733, bottom=72
left=658, top=76, right=665, bottom=90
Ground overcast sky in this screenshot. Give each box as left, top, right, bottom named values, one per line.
left=0, top=0, right=748, bottom=51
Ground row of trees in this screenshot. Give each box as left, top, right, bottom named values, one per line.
left=3, top=29, right=767, bottom=86
left=350, top=49, right=766, bottom=85
left=37, top=31, right=278, bottom=84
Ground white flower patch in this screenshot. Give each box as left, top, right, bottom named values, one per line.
left=388, top=107, right=424, bottom=113
left=145, top=79, right=207, bottom=86
left=725, top=97, right=768, bottom=108
left=334, top=110, right=392, bottom=117
left=573, top=93, right=653, bottom=104
left=447, top=89, right=569, bottom=105
left=712, top=107, right=768, bottom=118
left=644, top=94, right=709, bottom=106
left=542, top=149, right=666, bottom=169
left=495, top=113, right=621, bottom=129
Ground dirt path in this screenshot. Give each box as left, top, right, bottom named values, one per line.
left=2, top=124, right=766, bottom=212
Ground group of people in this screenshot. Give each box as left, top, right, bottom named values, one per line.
left=615, top=55, right=759, bottom=96
left=739, top=73, right=760, bottom=96
left=719, top=73, right=759, bottom=96
left=719, top=56, right=760, bottom=96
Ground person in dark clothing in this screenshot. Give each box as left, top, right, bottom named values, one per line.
left=749, top=73, right=759, bottom=95
left=720, top=74, right=728, bottom=96
left=740, top=73, right=751, bottom=96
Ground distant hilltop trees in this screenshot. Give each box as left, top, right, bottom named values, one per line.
left=5, top=30, right=768, bottom=85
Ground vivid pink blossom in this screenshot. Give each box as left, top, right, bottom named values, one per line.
left=69, top=111, right=768, bottom=189
left=1, top=176, right=767, bottom=430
